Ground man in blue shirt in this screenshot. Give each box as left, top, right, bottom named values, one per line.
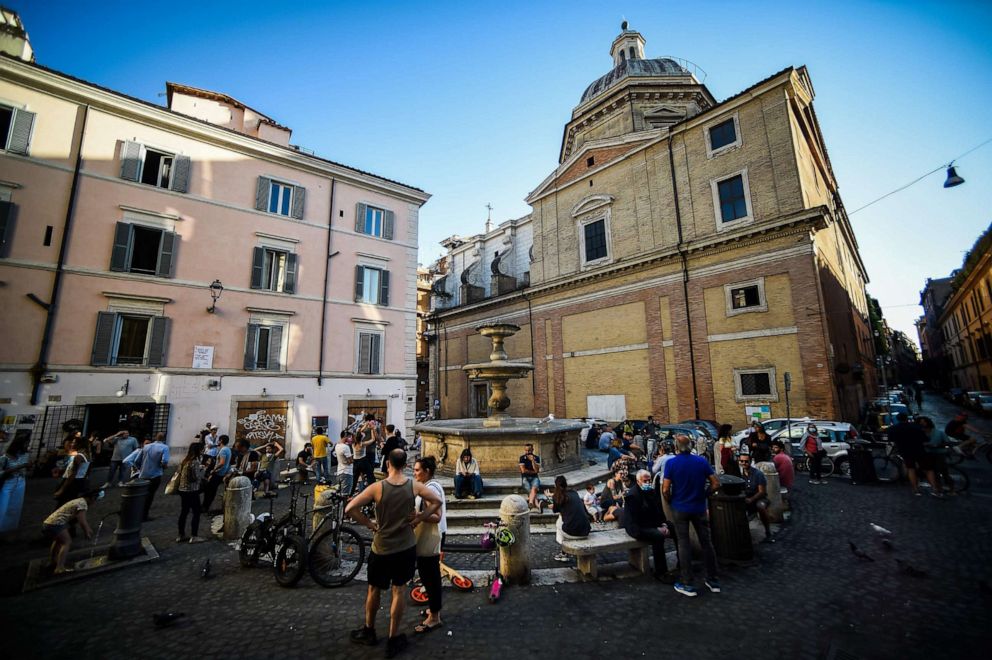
left=125, top=432, right=171, bottom=521
left=739, top=453, right=772, bottom=541
left=662, top=433, right=721, bottom=597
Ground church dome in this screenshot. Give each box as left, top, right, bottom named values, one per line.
left=580, top=57, right=692, bottom=104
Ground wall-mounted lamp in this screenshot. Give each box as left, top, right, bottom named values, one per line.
left=207, top=279, right=224, bottom=313
left=261, top=387, right=268, bottom=398
left=116, top=379, right=130, bottom=398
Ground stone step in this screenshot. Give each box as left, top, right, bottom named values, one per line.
left=445, top=494, right=522, bottom=510
left=437, top=462, right=612, bottom=496
left=444, top=507, right=557, bottom=527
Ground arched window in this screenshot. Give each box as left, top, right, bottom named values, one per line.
left=619, top=50, right=626, bottom=63
left=629, top=46, right=636, bottom=59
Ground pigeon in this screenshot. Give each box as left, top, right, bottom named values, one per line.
left=200, top=558, right=213, bottom=580
left=849, top=541, right=874, bottom=562
left=896, top=559, right=928, bottom=578
left=869, top=523, right=893, bottom=537
left=153, top=612, right=186, bottom=628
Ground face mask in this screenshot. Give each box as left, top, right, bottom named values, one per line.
left=640, top=483, right=652, bottom=491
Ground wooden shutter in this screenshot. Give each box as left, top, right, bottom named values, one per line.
left=156, top=230, right=177, bottom=278
left=283, top=253, right=298, bottom=294
left=255, top=176, right=271, bottom=211
left=91, top=312, right=117, bottom=366
left=355, top=203, right=367, bottom=233
left=0, top=201, right=13, bottom=256
left=268, top=325, right=284, bottom=371
left=244, top=324, right=259, bottom=370
left=120, top=140, right=142, bottom=181
left=358, top=332, right=372, bottom=373
left=370, top=333, right=382, bottom=374
left=7, top=109, right=35, bottom=155
left=170, top=155, right=191, bottom=193
left=109, top=222, right=133, bottom=272
left=354, top=265, right=365, bottom=302
left=379, top=269, right=390, bottom=306
left=291, top=186, right=306, bottom=219
left=147, top=317, right=170, bottom=367
left=383, top=210, right=395, bottom=240
left=250, top=247, right=265, bottom=289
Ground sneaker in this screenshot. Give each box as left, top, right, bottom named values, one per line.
left=175, top=536, right=187, bottom=543
left=704, top=578, right=721, bottom=593
left=467, top=494, right=477, bottom=500
left=913, top=490, right=923, bottom=497
left=930, top=491, right=945, bottom=499
left=350, top=625, right=378, bottom=646
left=188, top=536, right=206, bottom=544
left=674, top=582, right=698, bottom=597
left=808, top=480, right=816, bottom=486
left=117, top=482, right=126, bottom=487
left=385, top=633, right=408, bottom=658
left=553, top=552, right=571, bottom=562
left=100, top=482, right=111, bottom=489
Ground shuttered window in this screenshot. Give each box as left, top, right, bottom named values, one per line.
left=244, top=323, right=285, bottom=371
left=255, top=176, right=306, bottom=219
left=354, top=265, right=389, bottom=305
left=0, top=105, right=35, bottom=155
left=118, top=140, right=190, bottom=193
left=357, top=331, right=383, bottom=374
left=0, top=200, right=13, bottom=257
left=354, top=202, right=395, bottom=239
left=108, top=222, right=177, bottom=278
left=249, top=246, right=298, bottom=294
left=90, top=312, right=170, bottom=367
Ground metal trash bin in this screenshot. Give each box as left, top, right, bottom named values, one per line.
left=849, top=440, right=877, bottom=484
left=709, top=474, right=753, bottom=563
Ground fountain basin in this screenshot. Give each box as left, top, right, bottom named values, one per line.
left=414, top=418, right=587, bottom=477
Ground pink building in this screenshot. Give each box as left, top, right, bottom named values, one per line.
left=0, top=53, right=429, bottom=461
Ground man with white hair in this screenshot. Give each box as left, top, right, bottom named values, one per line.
left=662, top=433, right=721, bottom=597
left=622, top=468, right=671, bottom=581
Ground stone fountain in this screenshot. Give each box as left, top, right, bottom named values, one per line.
left=415, top=322, right=586, bottom=476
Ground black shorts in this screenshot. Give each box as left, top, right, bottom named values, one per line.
left=366, top=546, right=417, bottom=590
left=902, top=453, right=931, bottom=471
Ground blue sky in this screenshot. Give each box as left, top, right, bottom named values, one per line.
left=14, top=0, right=992, bottom=344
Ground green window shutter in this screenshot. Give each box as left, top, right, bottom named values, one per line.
left=383, top=210, right=395, bottom=240
left=120, top=140, right=142, bottom=181
left=170, top=155, right=191, bottom=193
left=358, top=332, right=372, bottom=374
left=268, top=325, right=284, bottom=371
left=283, top=253, right=298, bottom=294
left=110, top=222, right=133, bottom=272
left=255, top=176, right=270, bottom=211
left=244, top=324, right=259, bottom=370
left=156, top=230, right=177, bottom=278
left=147, top=317, right=170, bottom=367
left=91, top=312, right=117, bottom=366
left=7, top=109, right=35, bottom=155
left=250, top=247, right=265, bottom=289
left=355, top=203, right=367, bottom=233
left=0, top=201, right=14, bottom=257
left=354, top=265, right=365, bottom=302
left=291, top=186, right=306, bottom=219
left=379, top=269, right=390, bottom=306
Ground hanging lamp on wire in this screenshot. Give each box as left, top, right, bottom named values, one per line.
left=943, top=162, right=965, bottom=188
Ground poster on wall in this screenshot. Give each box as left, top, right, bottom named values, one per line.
left=744, top=405, right=772, bottom=423
left=310, top=416, right=329, bottom=435
left=192, top=345, right=214, bottom=369
left=236, top=400, right=289, bottom=448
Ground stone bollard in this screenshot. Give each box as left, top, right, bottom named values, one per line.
left=223, top=476, right=252, bottom=540
left=756, top=461, right=784, bottom=522
left=499, top=494, right=531, bottom=585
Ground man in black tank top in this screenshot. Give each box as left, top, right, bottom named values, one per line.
left=346, top=449, right=442, bottom=657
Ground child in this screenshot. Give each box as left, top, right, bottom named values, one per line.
left=43, top=488, right=102, bottom=575
left=582, top=483, right=603, bottom=522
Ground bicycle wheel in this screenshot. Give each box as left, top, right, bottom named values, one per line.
left=794, top=456, right=808, bottom=473
left=274, top=535, right=307, bottom=587
left=834, top=457, right=850, bottom=479
left=239, top=521, right=265, bottom=567
left=819, top=456, right=835, bottom=478
left=947, top=466, right=970, bottom=493
left=946, top=450, right=964, bottom=466
left=875, top=457, right=902, bottom=483
left=308, top=525, right=365, bottom=588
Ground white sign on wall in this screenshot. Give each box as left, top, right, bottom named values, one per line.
left=192, top=345, right=214, bottom=369
left=587, top=395, right=627, bottom=423
left=745, top=404, right=772, bottom=422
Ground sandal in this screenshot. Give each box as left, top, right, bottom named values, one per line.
left=415, top=621, right=442, bottom=635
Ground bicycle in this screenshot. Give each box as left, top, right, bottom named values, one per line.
left=273, top=484, right=367, bottom=588
left=872, top=443, right=970, bottom=493
left=240, top=478, right=307, bottom=569
left=792, top=451, right=835, bottom=478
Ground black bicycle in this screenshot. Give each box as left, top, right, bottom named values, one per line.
left=239, top=478, right=308, bottom=569
left=872, top=443, right=970, bottom=493
left=273, top=485, right=367, bottom=588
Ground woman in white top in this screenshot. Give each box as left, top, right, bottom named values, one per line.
left=454, top=448, right=483, bottom=499
left=55, top=440, right=90, bottom=505
left=413, top=456, right=447, bottom=634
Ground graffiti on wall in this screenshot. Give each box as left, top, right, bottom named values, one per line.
left=236, top=401, right=288, bottom=445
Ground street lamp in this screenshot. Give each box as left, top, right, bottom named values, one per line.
left=943, top=164, right=965, bottom=188
left=207, top=279, right=224, bottom=313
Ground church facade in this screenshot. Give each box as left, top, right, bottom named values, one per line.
left=428, top=25, right=876, bottom=427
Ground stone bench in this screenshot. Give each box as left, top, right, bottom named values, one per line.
left=560, top=528, right=650, bottom=579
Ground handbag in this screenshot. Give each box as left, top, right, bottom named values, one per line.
left=164, top=469, right=180, bottom=495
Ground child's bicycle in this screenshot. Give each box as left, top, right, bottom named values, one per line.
left=409, top=552, right=474, bottom=603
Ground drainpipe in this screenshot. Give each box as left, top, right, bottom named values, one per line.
left=524, top=291, right=537, bottom=397
left=317, top=178, right=337, bottom=386
left=668, top=131, right=701, bottom=420
left=30, top=105, right=89, bottom=406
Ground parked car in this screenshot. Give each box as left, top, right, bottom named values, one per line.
left=655, top=425, right=714, bottom=462
left=678, top=419, right=720, bottom=439
left=731, top=417, right=818, bottom=446
left=975, top=394, right=992, bottom=415
left=966, top=391, right=992, bottom=410
left=770, top=421, right=857, bottom=477
left=612, top=420, right=650, bottom=436
left=946, top=388, right=968, bottom=405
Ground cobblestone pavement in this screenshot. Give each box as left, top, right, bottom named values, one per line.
left=4, top=393, right=992, bottom=659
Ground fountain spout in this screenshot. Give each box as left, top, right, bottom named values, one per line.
left=462, top=323, right=534, bottom=428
